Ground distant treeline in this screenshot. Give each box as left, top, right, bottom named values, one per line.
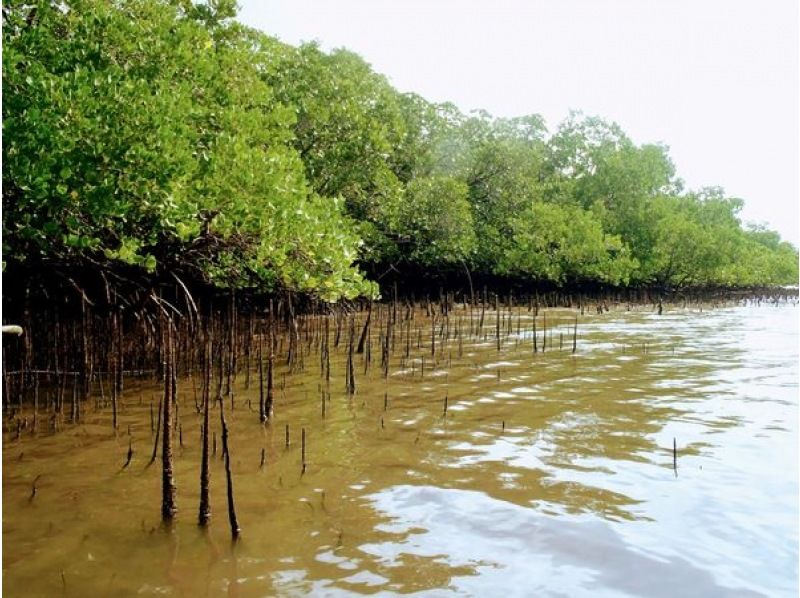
left=3, top=0, right=798, bottom=302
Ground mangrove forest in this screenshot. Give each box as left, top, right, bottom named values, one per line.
left=2, top=1, right=798, bottom=596
left=3, top=0, right=797, bottom=299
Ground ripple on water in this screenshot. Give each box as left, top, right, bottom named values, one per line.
left=361, top=485, right=763, bottom=597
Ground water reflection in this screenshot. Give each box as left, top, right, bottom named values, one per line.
left=361, top=485, right=762, bottom=597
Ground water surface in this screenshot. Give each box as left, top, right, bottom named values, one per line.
left=3, top=303, right=797, bottom=596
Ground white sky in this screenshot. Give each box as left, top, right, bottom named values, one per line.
left=237, top=0, right=799, bottom=246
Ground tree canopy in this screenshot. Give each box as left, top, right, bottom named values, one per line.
left=3, top=0, right=797, bottom=299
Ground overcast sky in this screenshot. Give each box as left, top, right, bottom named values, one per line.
left=237, top=0, right=799, bottom=246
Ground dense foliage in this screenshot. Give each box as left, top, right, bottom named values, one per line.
left=4, top=0, right=797, bottom=300
left=3, top=0, right=374, bottom=300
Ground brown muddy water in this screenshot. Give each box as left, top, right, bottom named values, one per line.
left=2, top=303, right=798, bottom=597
